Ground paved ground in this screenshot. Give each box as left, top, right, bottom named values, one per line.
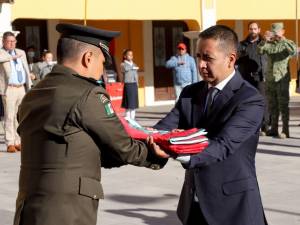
left=0, top=97, right=300, bottom=225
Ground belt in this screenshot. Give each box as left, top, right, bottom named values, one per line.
left=8, top=84, right=25, bottom=88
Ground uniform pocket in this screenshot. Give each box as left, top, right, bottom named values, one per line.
left=222, top=177, right=256, bottom=196
left=79, top=177, right=104, bottom=200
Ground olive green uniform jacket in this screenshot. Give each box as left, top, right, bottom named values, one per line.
left=14, top=65, right=167, bottom=225
left=257, top=38, right=296, bottom=82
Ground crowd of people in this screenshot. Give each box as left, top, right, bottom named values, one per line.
left=0, top=32, right=55, bottom=153
left=0, top=20, right=298, bottom=225
left=237, top=21, right=297, bottom=138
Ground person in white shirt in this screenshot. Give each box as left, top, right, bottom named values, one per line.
left=0, top=31, right=33, bottom=152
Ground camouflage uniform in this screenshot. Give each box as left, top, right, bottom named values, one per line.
left=257, top=38, right=296, bottom=137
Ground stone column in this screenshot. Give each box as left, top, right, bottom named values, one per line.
left=201, top=0, right=217, bottom=30
left=0, top=2, right=18, bottom=48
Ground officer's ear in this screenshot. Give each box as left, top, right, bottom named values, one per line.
left=82, top=51, right=93, bottom=68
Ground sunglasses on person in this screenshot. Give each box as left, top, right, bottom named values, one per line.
left=178, top=48, right=185, bottom=50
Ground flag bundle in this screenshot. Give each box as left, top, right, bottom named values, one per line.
left=119, top=117, right=209, bottom=155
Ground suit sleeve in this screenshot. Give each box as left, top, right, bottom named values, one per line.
left=75, top=87, right=167, bottom=169
left=188, top=93, right=265, bottom=169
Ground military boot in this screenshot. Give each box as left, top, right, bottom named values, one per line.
left=282, top=120, right=290, bottom=138
left=266, top=123, right=279, bottom=137
left=266, top=129, right=279, bottom=137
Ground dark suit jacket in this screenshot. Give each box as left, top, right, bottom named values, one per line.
left=154, top=72, right=268, bottom=225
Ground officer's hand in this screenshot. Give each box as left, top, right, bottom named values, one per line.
left=146, top=136, right=170, bottom=158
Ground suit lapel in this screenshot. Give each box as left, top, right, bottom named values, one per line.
left=205, top=72, right=244, bottom=124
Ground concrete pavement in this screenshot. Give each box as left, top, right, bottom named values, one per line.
left=0, top=97, right=300, bottom=225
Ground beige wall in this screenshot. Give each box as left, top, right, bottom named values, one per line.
left=12, top=0, right=201, bottom=27
left=217, top=0, right=299, bottom=20
left=47, top=20, right=60, bottom=60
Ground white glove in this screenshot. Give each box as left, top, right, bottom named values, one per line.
left=175, top=155, right=191, bottom=164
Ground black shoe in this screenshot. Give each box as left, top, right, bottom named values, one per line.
left=266, top=130, right=279, bottom=137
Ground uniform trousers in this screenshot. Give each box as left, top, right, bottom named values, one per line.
left=3, top=85, right=25, bottom=146
left=256, top=81, right=270, bottom=131
left=265, top=75, right=289, bottom=136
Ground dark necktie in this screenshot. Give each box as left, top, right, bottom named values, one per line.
left=206, top=87, right=219, bottom=115
left=9, top=50, right=23, bottom=83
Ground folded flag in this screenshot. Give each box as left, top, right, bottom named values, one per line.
left=119, top=116, right=167, bottom=140
left=154, top=128, right=209, bottom=155
left=119, top=116, right=209, bottom=155
left=169, top=129, right=208, bottom=144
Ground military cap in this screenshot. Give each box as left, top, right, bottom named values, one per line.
left=271, top=22, right=284, bottom=33
left=56, top=23, right=120, bottom=65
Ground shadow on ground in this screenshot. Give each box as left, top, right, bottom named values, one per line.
left=264, top=207, right=300, bottom=216
left=106, top=193, right=178, bottom=205
left=257, top=148, right=300, bottom=157
left=105, top=194, right=181, bottom=225
left=259, top=141, right=300, bottom=148
left=105, top=208, right=180, bottom=225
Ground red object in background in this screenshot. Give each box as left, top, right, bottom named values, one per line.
left=106, top=82, right=125, bottom=114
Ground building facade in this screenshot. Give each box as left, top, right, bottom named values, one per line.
left=1, top=0, right=299, bottom=106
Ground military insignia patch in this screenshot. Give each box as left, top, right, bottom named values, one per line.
left=98, top=94, right=109, bottom=104
left=104, top=103, right=115, bottom=116
left=98, top=94, right=115, bottom=116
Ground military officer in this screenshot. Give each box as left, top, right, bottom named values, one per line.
left=257, top=22, right=297, bottom=138
left=13, top=23, right=168, bottom=225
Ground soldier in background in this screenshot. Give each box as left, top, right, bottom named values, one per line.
left=257, top=22, right=297, bottom=138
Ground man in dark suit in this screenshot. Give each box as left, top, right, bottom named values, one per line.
left=154, top=25, right=268, bottom=225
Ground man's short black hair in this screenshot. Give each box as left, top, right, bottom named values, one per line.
left=56, top=38, right=89, bottom=64
left=199, top=25, right=238, bottom=54
left=3, top=31, right=15, bottom=40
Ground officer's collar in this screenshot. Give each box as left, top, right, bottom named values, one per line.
left=52, top=64, right=102, bottom=86
left=73, top=74, right=100, bottom=86
left=51, top=64, right=78, bottom=75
